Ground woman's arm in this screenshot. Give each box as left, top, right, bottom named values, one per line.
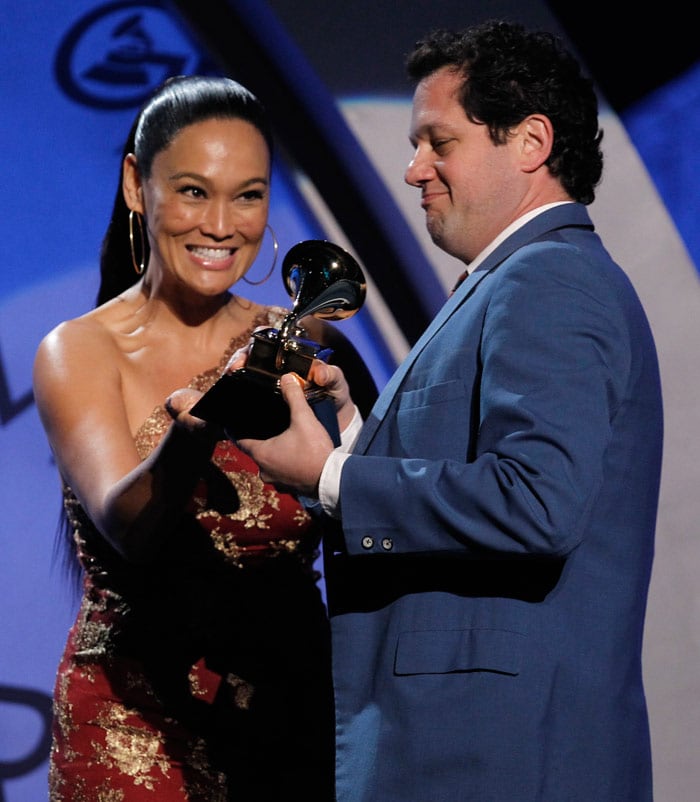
left=33, top=318, right=218, bottom=563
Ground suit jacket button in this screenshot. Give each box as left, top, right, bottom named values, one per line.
left=381, top=538, right=393, bottom=551
left=361, top=536, right=374, bottom=549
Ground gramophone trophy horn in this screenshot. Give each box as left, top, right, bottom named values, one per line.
left=191, top=240, right=366, bottom=443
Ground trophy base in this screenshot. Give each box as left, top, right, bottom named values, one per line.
left=190, top=368, right=340, bottom=445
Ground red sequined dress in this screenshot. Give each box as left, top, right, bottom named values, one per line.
left=48, top=309, right=334, bottom=801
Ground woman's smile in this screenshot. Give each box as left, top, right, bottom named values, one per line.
left=187, top=244, right=238, bottom=269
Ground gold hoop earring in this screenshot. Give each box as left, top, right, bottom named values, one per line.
left=243, top=224, right=278, bottom=286
left=129, top=209, right=146, bottom=275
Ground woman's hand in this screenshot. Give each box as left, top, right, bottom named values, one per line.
left=164, top=388, right=208, bottom=431
left=223, top=343, right=252, bottom=373
left=223, top=325, right=270, bottom=373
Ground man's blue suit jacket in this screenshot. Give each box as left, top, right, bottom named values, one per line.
left=327, top=204, right=663, bottom=801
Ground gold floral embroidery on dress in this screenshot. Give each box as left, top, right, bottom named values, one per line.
left=50, top=772, right=126, bottom=802
left=188, top=665, right=210, bottom=699
left=293, top=506, right=311, bottom=526
left=183, top=739, right=228, bottom=802
left=73, top=592, right=130, bottom=659
left=91, top=702, right=171, bottom=789
left=53, top=666, right=80, bottom=750
left=48, top=758, right=73, bottom=802
left=74, top=617, right=112, bottom=657
left=191, top=451, right=311, bottom=565
left=195, top=452, right=279, bottom=528
left=225, top=672, right=255, bottom=710
left=133, top=405, right=171, bottom=461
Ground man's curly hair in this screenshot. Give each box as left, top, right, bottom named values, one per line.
left=406, top=19, right=603, bottom=205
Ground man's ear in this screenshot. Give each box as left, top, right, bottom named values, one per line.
left=518, top=114, right=554, bottom=173
left=122, top=153, right=144, bottom=214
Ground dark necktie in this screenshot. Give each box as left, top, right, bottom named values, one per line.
left=449, top=270, right=469, bottom=296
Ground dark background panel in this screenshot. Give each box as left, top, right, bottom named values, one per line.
left=547, top=1, right=698, bottom=112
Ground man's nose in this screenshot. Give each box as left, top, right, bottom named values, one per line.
left=404, top=148, right=433, bottom=187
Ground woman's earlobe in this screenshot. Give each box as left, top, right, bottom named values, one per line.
left=122, top=154, right=145, bottom=213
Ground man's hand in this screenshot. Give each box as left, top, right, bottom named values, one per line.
left=307, top=360, right=355, bottom=431
left=237, top=373, right=335, bottom=497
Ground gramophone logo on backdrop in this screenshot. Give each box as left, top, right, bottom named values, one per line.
left=54, top=0, right=217, bottom=109
left=0, top=1, right=215, bottom=429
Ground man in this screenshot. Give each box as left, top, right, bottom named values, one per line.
left=238, top=19, right=663, bottom=802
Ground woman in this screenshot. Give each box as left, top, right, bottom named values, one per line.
left=33, top=75, right=376, bottom=801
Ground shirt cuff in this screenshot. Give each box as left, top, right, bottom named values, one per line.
left=318, top=405, right=362, bottom=517
left=339, top=405, right=362, bottom=450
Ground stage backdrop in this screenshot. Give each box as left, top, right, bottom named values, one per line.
left=1, top=2, right=698, bottom=801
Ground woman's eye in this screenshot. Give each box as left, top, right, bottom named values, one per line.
left=179, top=185, right=206, bottom=198
left=240, top=189, right=265, bottom=202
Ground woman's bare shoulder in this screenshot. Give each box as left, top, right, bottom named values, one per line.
left=37, top=306, right=118, bottom=364
left=32, top=296, right=136, bottom=400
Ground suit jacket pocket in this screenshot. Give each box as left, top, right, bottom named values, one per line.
left=395, top=379, right=471, bottom=458
left=394, top=627, right=524, bottom=676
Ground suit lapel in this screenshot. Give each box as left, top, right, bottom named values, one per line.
left=355, top=204, right=593, bottom=454
left=354, top=267, right=490, bottom=453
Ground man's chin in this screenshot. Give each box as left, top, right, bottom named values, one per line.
left=426, top=222, right=444, bottom=247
